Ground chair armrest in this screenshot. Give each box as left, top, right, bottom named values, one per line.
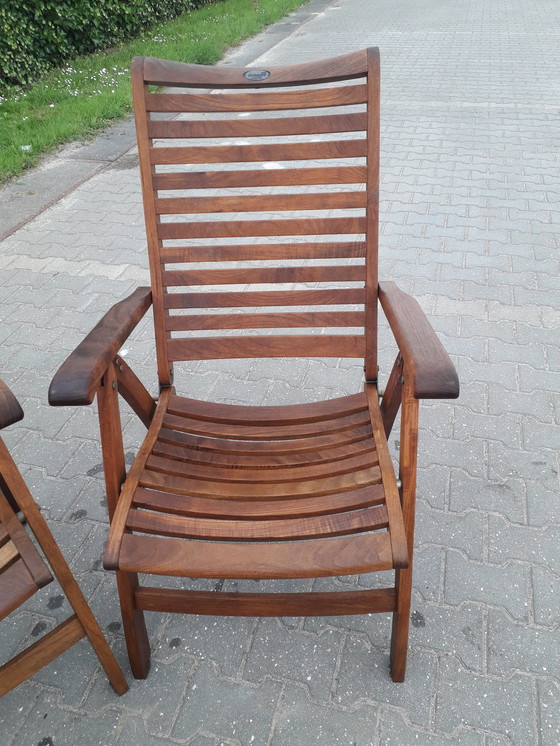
left=378, top=281, right=459, bottom=399
left=49, top=287, right=152, bottom=407
left=0, top=380, right=24, bottom=430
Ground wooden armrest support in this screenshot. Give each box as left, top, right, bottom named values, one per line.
left=0, top=380, right=24, bottom=430
left=378, top=282, right=459, bottom=399
left=48, top=287, right=152, bottom=407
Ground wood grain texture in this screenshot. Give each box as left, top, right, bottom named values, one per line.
left=0, top=380, right=24, bottom=431
left=49, top=287, right=152, bottom=406
left=135, top=586, right=396, bottom=616
left=0, top=436, right=128, bottom=694
left=119, top=532, right=393, bottom=579
left=0, top=616, right=85, bottom=696
left=379, top=281, right=459, bottom=399
left=159, top=241, right=366, bottom=263
left=153, top=167, right=367, bottom=191
left=167, top=334, right=365, bottom=361
left=89, top=48, right=447, bottom=683
left=148, top=112, right=367, bottom=139
left=140, top=49, right=367, bottom=88
left=145, top=85, right=367, bottom=113
left=157, top=216, right=366, bottom=240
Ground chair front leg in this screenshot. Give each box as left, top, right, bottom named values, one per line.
left=390, top=371, right=419, bottom=682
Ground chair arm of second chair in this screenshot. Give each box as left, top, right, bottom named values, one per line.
left=48, top=287, right=153, bottom=407
left=0, top=380, right=24, bottom=430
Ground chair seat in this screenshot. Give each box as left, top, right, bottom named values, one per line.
left=106, top=390, right=407, bottom=579
left=0, top=508, right=53, bottom=621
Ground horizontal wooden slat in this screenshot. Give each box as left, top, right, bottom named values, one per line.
left=135, top=586, right=396, bottom=616
left=148, top=112, right=367, bottom=139
left=167, top=391, right=366, bottom=425
left=157, top=423, right=373, bottom=455
left=118, top=531, right=393, bottom=578
left=153, top=166, right=367, bottom=191
left=155, top=190, right=366, bottom=215
left=165, top=288, right=365, bottom=309
left=160, top=241, right=366, bottom=263
left=167, top=334, right=365, bottom=361
left=145, top=449, right=378, bottom=484
left=163, top=403, right=369, bottom=437
left=140, top=465, right=382, bottom=500
left=151, top=436, right=375, bottom=468
left=150, top=139, right=366, bottom=166
left=162, top=264, right=365, bottom=287
left=166, top=310, right=366, bottom=332
left=127, top=504, right=388, bottom=541
left=0, top=615, right=85, bottom=696
left=133, top=483, right=385, bottom=520
left=158, top=216, right=366, bottom=240
left=145, top=84, right=367, bottom=113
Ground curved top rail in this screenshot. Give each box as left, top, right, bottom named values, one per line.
left=136, top=48, right=374, bottom=89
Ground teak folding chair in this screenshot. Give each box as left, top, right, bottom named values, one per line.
left=49, top=49, right=458, bottom=682
left=0, top=380, right=128, bottom=696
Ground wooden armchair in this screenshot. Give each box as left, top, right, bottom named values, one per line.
left=0, top=380, right=128, bottom=696
left=49, top=49, right=458, bottom=682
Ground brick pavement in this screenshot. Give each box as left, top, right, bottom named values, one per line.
left=1, top=0, right=559, bottom=743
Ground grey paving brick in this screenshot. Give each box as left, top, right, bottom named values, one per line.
left=171, top=661, right=282, bottom=744
left=243, top=619, right=343, bottom=701
left=156, top=615, right=255, bottom=679
left=410, top=601, right=485, bottom=673
left=522, top=418, right=560, bottom=452
left=444, top=551, right=529, bottom=621
left=435, top=658, right=536, bottom=745
left=9, top=690, right=123, bottom=746
left=335, top=640, right=435, bottom=726
left=526, top=483, right=560, bottom=527
left=271, top=683, right=379, bottom=746
left=488, top=516, right=559, bottom=567
left=488, top=384, right=552, bottom=422
left=457, top=358, right=517, bottom=390
left=488, top=442, right=558, bottom=492
left=537, top=680, right=560, bottom=746
left=487, top=609, right=559, bottom=678
left=448, top=471, right=527, bottom=524
left=416, top=502, right=485, bottom=560
left=0, top=682, right=41, bottom=745
left=531, top=567, right=560, bottom=626
left=454, top=410, right=522, bottom=449
left=379, top=709, right=484, bottom=746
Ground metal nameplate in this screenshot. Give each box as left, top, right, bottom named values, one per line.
left=243, top=69, right=271, bottom=81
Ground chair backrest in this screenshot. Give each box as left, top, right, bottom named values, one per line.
left=132, top=48, right=380, bottom=388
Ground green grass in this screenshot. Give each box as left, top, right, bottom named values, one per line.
left=0, top=0, right=308, bottom=184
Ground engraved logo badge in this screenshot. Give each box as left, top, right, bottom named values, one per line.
left=243, top=69, right=271, bottom=81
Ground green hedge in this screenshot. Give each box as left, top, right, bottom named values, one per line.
left=0, top=0, right=213, bottom=89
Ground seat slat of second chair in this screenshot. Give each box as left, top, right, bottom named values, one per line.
left=0, top=559, right=49, bottom=620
